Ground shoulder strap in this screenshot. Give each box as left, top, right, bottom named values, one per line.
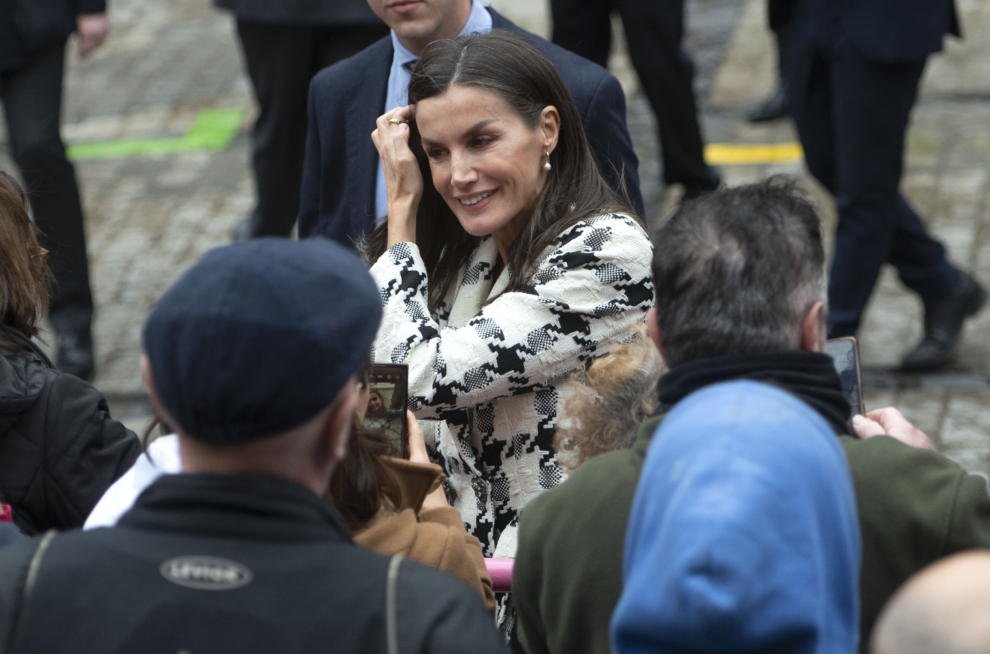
left=4, top=530, right=56, bottom=653
left=24, top=530, right=56, bottom=602
left=386, top=553, right=404, bottom=654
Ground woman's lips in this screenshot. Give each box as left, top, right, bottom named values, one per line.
left=458, top=189, right=497, bottom=212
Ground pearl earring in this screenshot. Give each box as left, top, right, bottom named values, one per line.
left=543, top=151, right=552, bottom=172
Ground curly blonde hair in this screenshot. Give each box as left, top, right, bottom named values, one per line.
left=553, top=325, right=666, bottom=472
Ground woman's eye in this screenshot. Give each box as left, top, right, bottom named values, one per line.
left=426, top=149, right=446, bottom=161
left=472, top=137, right=493, bottom=148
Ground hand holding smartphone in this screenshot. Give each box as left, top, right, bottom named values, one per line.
left=363, top=364, right=409, bottom=458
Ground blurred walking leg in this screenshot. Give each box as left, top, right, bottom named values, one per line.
left=748, top=0, right=796, bottom=123
left=234, top=22, right=387, bottom=239
left=1, top=45, right=95, bottom=379
left=790, top=26, right=961, bottom=342
left=613, top=0, right=718, bottom=194
left=549, top=0, right=613, bottom=68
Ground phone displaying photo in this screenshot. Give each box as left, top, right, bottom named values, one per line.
left=364, top=364, right=409, bottom=458
left=826, top=337, right=865, bottom=418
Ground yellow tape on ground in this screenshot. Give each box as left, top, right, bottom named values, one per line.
left=704, top=142, right=804, bottom=165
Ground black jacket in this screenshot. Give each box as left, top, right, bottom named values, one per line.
left=212, top=0, right=382, bottom=26
left=1, top=0, right=106, bottom=68
left=0, top=523, right=25, bottom=549
left=298, top=7, right=644, bottom=244
left=793, top=0, right=961, bottom=62
left=0, top=473, right=508, bottom=654
left=0, top=330, right=140, bottom=535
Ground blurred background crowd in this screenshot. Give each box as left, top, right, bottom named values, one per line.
left=4, top=0, right=990, bottom=480
left=3, top=0, right=990, bottom=651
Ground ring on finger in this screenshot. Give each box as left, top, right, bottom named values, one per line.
left=387, top=118, right=404, bottom=125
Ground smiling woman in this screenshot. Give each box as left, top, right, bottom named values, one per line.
left=365, top=30, right=654, bottom=569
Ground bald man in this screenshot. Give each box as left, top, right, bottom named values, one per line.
left=872, top=551, right=990, bottom=654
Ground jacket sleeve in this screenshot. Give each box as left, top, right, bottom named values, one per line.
left=396, top=561, right=509, bottom=654
left=418, top=506, right=496, bottom=613
left=943, top=466, right=990, bottom=552
left=581, top=73, right=645, bottom=220
left=369, top=216, right=654, bottom=420
left=41, top=373, right=141, bottom=529
left=514, top=501, right=552, bottom=654
left=842, top=435, right=990, bottom=648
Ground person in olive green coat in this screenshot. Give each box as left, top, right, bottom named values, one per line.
left=514, top=180, right=990, bottom=654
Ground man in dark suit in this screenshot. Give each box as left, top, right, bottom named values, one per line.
left=214, top=0, right=388, bottom=240
left=298, top=0, right=643, bottom=245
left=1, top=0, right=110, bottom=380
left=548, top=0, right=720, bottom=198
left=788, top=0, right=984, bottom=370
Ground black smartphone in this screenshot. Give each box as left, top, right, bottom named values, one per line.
left=364, top=363, right=409, bottom=458
left=826, top=337, right=865, bottom=418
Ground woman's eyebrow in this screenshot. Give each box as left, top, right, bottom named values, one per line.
left=421, top=119, right=497, bottom=147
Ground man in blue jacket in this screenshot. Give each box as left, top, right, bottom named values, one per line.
left=298, top=0, right=643, bottom=245
left=788, top=0, right=984, bottom=370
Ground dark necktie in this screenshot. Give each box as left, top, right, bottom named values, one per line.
left=402, top=60, right=419, bottom=73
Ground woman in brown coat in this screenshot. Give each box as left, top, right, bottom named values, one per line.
left=328, top=364, right=495, bottom=613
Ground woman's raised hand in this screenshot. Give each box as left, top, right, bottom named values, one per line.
left=372, top=106, right=421, bottom=247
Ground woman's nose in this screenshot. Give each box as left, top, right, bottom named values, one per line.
left=450, top=151, right=478, bottom=186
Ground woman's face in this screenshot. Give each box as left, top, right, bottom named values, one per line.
left=355, top=382, right=371, bottom=424
left=367, top=392, right=384, bottom=414
left=415, top=85, right=560, bottom=239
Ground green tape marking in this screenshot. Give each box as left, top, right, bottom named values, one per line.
left=67, top=108, right=244, bottom=161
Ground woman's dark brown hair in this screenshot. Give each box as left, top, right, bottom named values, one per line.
left=0, top=170, right=50, bottom=353
left=365, top=30, right=636, bottom=312
left=326, top=359, right=401, bottom=531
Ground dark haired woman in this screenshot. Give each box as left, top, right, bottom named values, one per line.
left=0, top=171, right=140, bottom=535
left=368, top=30, right=654, bottom=562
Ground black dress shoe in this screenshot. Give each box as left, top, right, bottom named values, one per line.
left=681, top=169, right=723, bottom=203
left=901, top=271, right=988, bottom=372
left=747, top=88, right=789, bottom=123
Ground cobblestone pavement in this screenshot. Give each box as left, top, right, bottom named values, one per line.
left=1, top=0, right=989, bottom=476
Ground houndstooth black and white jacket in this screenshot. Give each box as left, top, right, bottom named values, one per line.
left=369, top=214, right=654, bottom=559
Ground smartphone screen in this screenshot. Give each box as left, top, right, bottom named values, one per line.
left=826, top=337, right=865, bottom=418
left=364, top=364, right=409, bottom=458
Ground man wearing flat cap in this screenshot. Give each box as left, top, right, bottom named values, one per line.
left=0, top=239, right=506, bottom=654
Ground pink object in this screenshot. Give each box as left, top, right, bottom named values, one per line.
left=0, top=505, right=11, bottom=523
left=485, top=558, right=514, bottom=592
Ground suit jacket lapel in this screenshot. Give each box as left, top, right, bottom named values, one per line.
left=346, top=42, right=392, bottom=235
left=487, top=7, right=520, bottom=32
